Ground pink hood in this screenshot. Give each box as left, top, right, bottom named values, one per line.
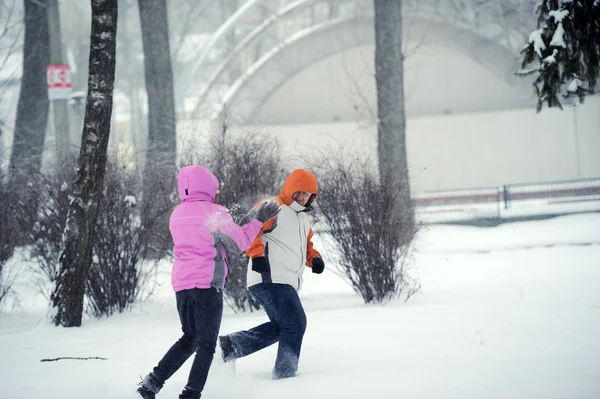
left=177, top=165, right=219, bottom=203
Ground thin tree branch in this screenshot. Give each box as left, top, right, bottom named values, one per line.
left=40, top=356, right=107, bottom=362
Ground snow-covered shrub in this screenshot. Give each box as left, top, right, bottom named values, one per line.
left=315, top=154, right=419, bottom=304
left=0, top=268, right=12, bottom=309
left=86, top=155, right=174, bottom=318
left=2, top=159, right=52, bottom=308
left=0, top=168, right=17, bottom=307
left=0, top=168, right=14, bottom=263
left=139, top=150, right=178, bottom=260
left=25, top=155, right=76, bottom=293
left=210, top=133, right=285, bottom=312
left=180, top=131, right=286, bottom=312
left=16, top=152, right=172, bottom=316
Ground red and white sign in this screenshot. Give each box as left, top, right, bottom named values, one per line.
left=47, top=64, right=72, bottom=100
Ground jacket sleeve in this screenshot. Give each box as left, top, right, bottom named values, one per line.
left=217, top=210, right=263, bottom=253
left=245, top=218, right=275, bottom=258
left=306, top=228, right=322, bottom=267
left=245, top=196, right=282, bottom=258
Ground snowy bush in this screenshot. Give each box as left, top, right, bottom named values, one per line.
left=0, top=169, right=17, bottom=307
left=25, top=157, right=76, bottom=292
left=0, top=269, right=12, bottom=309
left=139, top=150, right=178, bottom=260
left=315, top=154, right=419, bottom=304
left=2, top=159, right=56, bottom=309
left=15, top=152, right=173, bottom=317
left=181, top=131, right=286, bottom=312
left=0, top=168, right=15, bottom=264
left=209, top=133, right=286, bottom=312
left=86, top=158, right=171, bottom=317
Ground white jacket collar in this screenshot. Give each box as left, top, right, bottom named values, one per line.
left=290, top=201, right=306, bottom=213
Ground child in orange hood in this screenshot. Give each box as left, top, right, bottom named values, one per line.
left=219, top=169, right=325, bottom=379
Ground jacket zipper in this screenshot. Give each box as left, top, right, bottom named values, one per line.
left=296, top=212, right=305, bottom=273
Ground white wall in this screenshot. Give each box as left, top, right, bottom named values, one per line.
left=245, top=43, right=533, bottom=125
left=220, top=96, right=600, bottom=193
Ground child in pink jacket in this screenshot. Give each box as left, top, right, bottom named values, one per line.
left=137, top=165, right=280, bottom=399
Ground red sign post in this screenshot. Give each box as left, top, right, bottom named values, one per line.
left=47, top=64, right=72, bottom=100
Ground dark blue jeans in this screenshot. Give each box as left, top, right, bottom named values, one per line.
left=228, top=283, right=307, bottom=379
left=152, top=288, right=223, bottom=396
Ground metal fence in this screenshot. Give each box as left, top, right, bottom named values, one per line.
left=413, top=177, right=600, bottom=225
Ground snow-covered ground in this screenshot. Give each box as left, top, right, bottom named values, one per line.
left=1, top=213, right=599, bottom=399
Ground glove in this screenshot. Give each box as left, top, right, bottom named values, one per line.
left=251, top=257, right=269, bottom=273
left=311, top=257, right=324, bottom=274
left=238, top=208, right=258, bottom=225
left=256, top=200, right=280, bottom=223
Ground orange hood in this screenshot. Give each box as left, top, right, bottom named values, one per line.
left=279, top=169, right=318, bottom=206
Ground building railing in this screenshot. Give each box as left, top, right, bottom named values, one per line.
left=413, top=177, right=600, bottom=224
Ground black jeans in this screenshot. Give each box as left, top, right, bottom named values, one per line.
left=228, top=283, right=307, bottom=379
left=152, top=288, right=223, bottom=395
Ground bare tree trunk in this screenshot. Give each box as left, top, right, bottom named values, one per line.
left=373, top=0, right=412, bottom=215
left=9, top=0, right=50, bottom=186
left=137, top=0, right=177, bottom=259
left=51, top=0, right=118, bottom=327
left=138, top=0, right=176, bottom=172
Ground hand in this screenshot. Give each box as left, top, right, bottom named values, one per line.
left=238, top=208, right=258, bottom=225
left=251, top=257, right=269, bottom=273
left=256, top=200, right=280, bottom=223
left=311, top=257, right=324, bottom=274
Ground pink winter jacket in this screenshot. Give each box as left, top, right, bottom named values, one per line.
left=170, top=165, right=263, bottom=292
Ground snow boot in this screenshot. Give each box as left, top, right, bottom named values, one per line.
left=218, top=335, right=235, bottom=362
left=179, top=385, right=201, bottom=399
left=137, top=372, right=162, bottom=399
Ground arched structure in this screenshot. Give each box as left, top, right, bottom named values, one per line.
left=174, top=0, right=537, bottom=123
left=221, top=15, right=530, bottom=124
